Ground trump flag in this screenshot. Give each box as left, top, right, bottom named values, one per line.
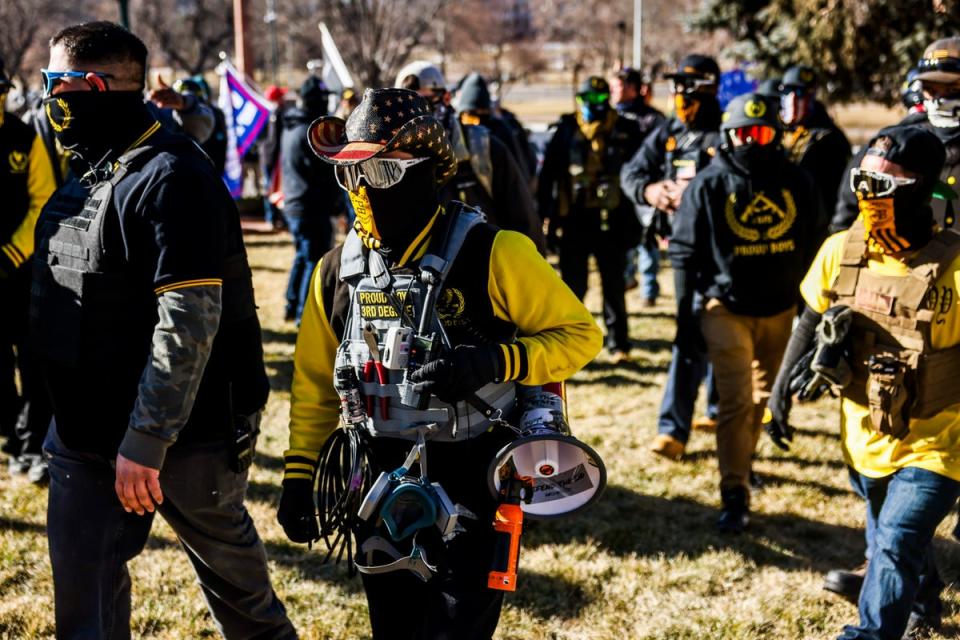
left=218, top=61, right=273, bottom=198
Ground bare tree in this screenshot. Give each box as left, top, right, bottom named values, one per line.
left=272, top=0, right=448, bottom=89
left=133, top=0, right=234, bottom=75
left=440, top=0, right=546, bottom=97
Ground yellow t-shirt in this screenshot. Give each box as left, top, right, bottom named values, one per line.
left=800, top=230, right=960, bottom=481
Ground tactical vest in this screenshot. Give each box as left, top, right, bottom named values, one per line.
left=827, top=221, right=960, bottom=435
left=664, top=128, right=717, bottom=183
left=566, top=121, right=634, bottom=211
left=30, top=142, right=257, bottom=373
left=334, top=206, right=517, bottom=442
left=782, top=126, right=830, bottom=166
left=0, top=117, right=35, bottom=244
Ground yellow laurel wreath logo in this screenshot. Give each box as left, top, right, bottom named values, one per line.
left=8, top=150, right=27, bottom=173
left=436, top=288, right=466, bottom=320
left=744, top=99, right=767, bottom=119
left=724, top=190, right=797, bottom=242
left=45, top=98, right=72, bottom=133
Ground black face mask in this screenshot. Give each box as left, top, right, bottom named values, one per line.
left=348, top=158, right=441, bottom=262
left=729, top=142, right=782, bottom=177
left=43, top=90, right=153, bottom=167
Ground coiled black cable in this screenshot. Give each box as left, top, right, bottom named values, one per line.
left=314, top=425, right=371, bottom=575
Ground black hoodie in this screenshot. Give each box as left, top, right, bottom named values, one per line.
left=669, top=148, right=827, bottom=316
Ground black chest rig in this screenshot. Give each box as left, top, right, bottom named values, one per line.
left=335, top=205, right=517, bottom=442
left=664, top=124, right=718, bottom=183
left=30, top=149, right=157, bottom=373
left=566, top=122, right=634, bottom=211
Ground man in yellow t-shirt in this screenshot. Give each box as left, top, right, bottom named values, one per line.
left=764, top=125, right=960, bottom=640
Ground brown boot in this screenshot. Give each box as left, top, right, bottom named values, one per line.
left=692, top=415, right=717, bottom=432
left=650, top=434, right=685, bottom=461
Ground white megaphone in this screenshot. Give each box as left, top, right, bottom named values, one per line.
left=487, top=387, right=606, bottom=519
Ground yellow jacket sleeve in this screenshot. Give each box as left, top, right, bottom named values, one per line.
left=1, top=135, right=56, bottom=269
left=799, top=231, right=847, bottom=314
left=284, top=259, right=341, bottom=481
left=487, top=230, right=603, bottom=383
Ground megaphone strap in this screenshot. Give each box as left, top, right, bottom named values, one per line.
left=356, top=535, right=436, bottom=582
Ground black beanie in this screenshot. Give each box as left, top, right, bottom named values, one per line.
left=865, top=125, right=946, bottom=200
left=456, top=72, right=491, bottom=112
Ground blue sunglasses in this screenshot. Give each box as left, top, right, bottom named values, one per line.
left=41, top=69, right=113, bottom=96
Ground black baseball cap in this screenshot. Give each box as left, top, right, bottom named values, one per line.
left=663, top=55, right=720, bottom=83
left=578, top=76, right=610, bottom=96
left=721, top=92, right=782, bottom=130
left=781, top=65, right=818, bottom=92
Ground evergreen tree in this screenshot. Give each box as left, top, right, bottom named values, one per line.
left=694, top=0, right=960, bottom=104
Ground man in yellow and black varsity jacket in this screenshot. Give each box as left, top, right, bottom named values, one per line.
left=277, top=88, right=602, bottom=640
left=0, top=57, right=56, bottom=474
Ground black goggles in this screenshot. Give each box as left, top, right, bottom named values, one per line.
left=850, top=168, right=917, bottom=198
left=334, top=157, right=429, bottom=191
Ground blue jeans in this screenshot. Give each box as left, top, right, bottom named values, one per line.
left=657, top=294, right=719, bottom=442
left=637, top=242, right=660, bottom=301
left=284, top=212, right=331, bottom=321
left=839, top=466, right=960, bottom=640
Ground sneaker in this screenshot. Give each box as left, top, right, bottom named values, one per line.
left=610, top=349, right=631, bottom=364
left=902, top=611, right=941, bottom=639
left=650, top=434, right=685, bottom=461
left=284, top=307, right=298, bottom=322
left=25, top=454, right=49, bottom=485
left=692, top=415, right=717, bottom=432
left=625, top=278, right=639, bottom=292
left=823, top=561, right=867, bottom=604
left=718, top=486, right=750, bottom=534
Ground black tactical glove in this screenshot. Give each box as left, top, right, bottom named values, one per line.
left=409, top=344, right=502, bottom=404
left=277, top=478, right=319, bottom=544
left=762, top=406, right=794, bottom=451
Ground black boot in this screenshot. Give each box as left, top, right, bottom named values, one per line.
left=823, top=561, right=866, bottom=604
left=718, top=486, right=749, bottom=534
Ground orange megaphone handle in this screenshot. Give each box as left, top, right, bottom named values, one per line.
left=488, top=503, right=523, bottom=592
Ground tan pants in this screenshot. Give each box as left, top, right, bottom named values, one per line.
left=701, top=300, right=795, bottom=495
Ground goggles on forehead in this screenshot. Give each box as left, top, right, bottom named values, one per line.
left=730, top=125, right=777, bottom=146
left=670, top=78, right=715, bottom=95
left=334, top=156, right=429, bottom=192
left=576, top=91, right=609, bottom=106
left=41, top=69, right=113, bottom=96
left=850, top=168, right=918, bottom=198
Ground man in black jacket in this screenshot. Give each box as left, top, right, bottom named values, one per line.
left=281, top=76, right=345, bottom=321
left=779, top=66, right=851, bottom=216
left=620, top=54, right=723, bottom=459
left=35, top=21, right=294, bottom=638
left=538, top=76, right=646, bottom=361
left=670, top=92, right=826, bottom=533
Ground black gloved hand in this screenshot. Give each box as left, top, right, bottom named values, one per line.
left=277, top=478, right=319, bottom=544
left=762, top=406, right=794, bottom=451
left=409, top=344, right=502, bottom=404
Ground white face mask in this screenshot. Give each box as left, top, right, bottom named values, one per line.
left=924, top=96, right=960, bottom=128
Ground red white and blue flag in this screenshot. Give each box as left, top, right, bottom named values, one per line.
left=218, top=61, right=273, bottom=198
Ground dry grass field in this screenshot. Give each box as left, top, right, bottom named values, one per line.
left=2, top=231, right=960, bottom=639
